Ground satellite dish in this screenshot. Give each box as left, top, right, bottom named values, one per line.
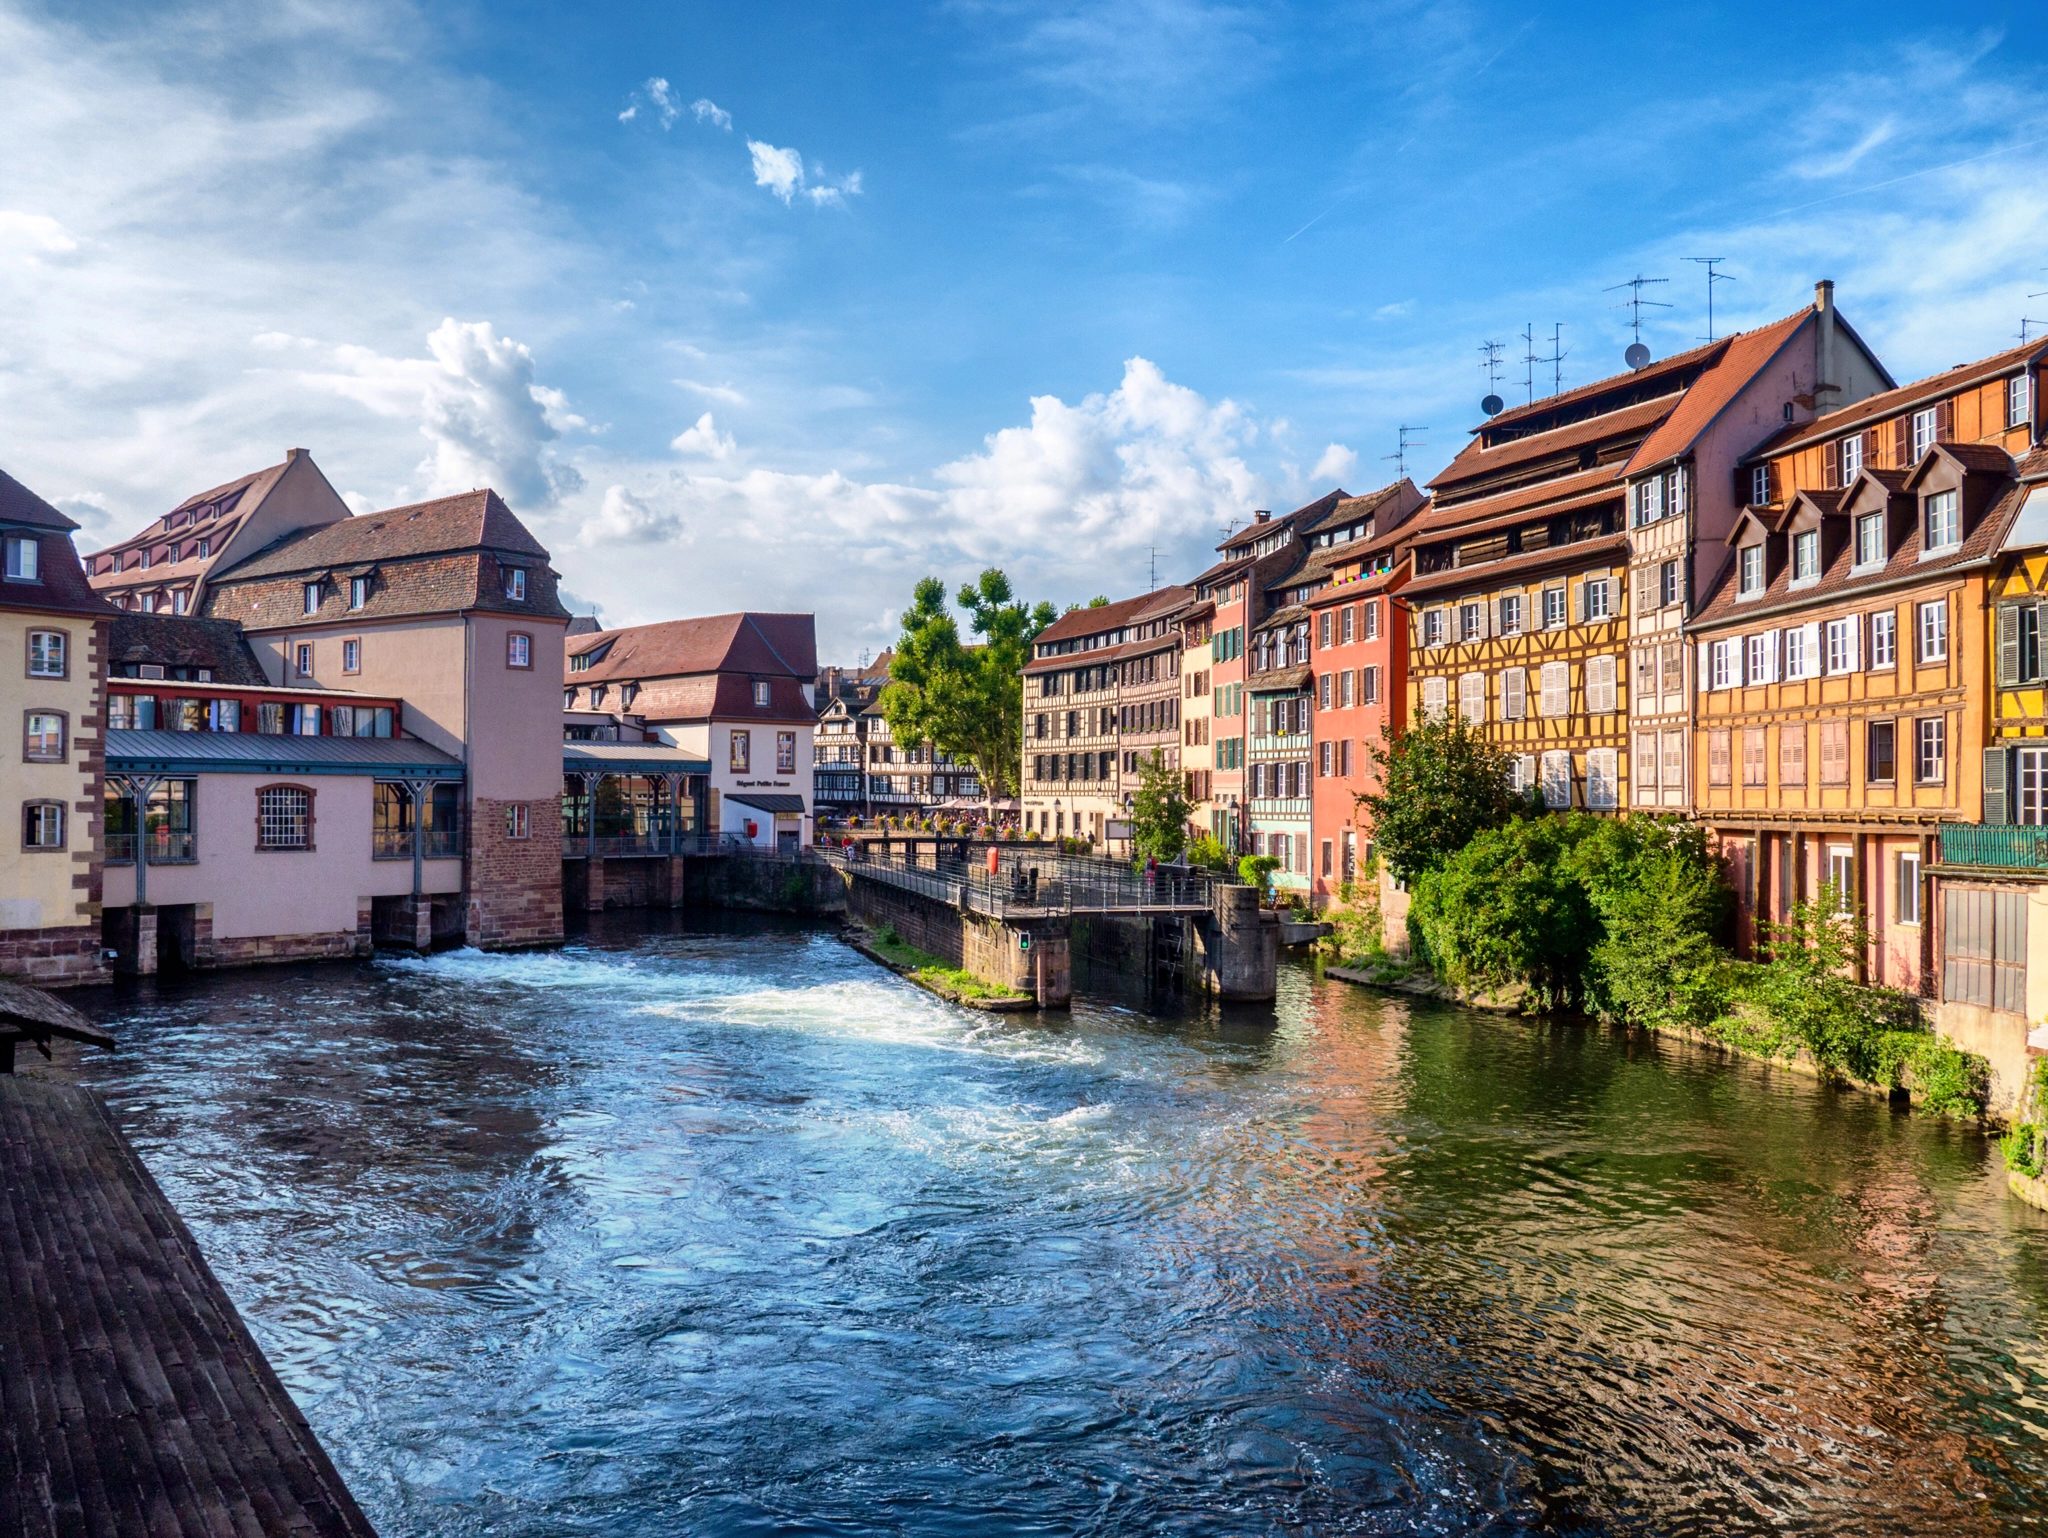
left=1481, top=393, right=1504, bottom=416
left=1625, top=342, right=1651, bottom=370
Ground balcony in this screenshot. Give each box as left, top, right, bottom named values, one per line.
left=373, top=828, right=464, bottom=860
left=105, top=830, right=197, bottom=865
left=1940, top=824, right=2048, bottom=869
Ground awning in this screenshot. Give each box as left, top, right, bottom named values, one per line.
left=107, top=729, right=465, bottom=779
left=727, top=793, right=806, bottom=815
left=563, top=743, right=712, bottom=776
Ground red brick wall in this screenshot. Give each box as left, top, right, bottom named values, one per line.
left=0, top=924, right=109, bottom=987
left=467, top=796, right=565, bottom=948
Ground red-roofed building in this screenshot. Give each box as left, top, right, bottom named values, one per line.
left=565, top=612, right=818, bottom=850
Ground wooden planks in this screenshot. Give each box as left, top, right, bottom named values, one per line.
left=0, top=1076, right=377, bottom=1538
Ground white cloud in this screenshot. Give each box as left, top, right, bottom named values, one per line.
left=692, top=98, right=732, bottom=131
left=619, top=77, right=683, bottom=127
left=1374, top=299, right=1415, bottom=319
left=0, top=210, right=79, bottom=260
left=677, top=378, right=748, bottom=405
left=309, top=319, right=585, bottom=507
left=670, top=411, right=736, bottom=459
left=747, top=140, right=861, bottom=207
left=1312, top=443, right=1357, bottom=482
left=583, top=484, right=686, bottom=545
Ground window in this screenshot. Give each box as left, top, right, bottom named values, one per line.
left=208, top=699, right=243, bottom=732
left=1923, top=489, right=1959, bottom=551
left=1501, top=667, right=1527, bottom=721
left=22, top=801, right=63, bottom=850
left=1780, top=723, right=1807, bottom=785
left=1738, top=545, right=1764, bottom=596
left=504, top=567, right=527, bottom=600
left=1746, top=632, right=1774, bottom=686
left=1915, top=717, right=1946, bottom=783
left=1542, top=586, right=1566, bottom=628
left=1582, top=577, right=1611, bottom=621
left=1633, top=476, right=1665, bottom=527
left=1742, top=728, right=1766, bottom=786
left=1539, top=660, right=1569, bottom=717
left=1709, top=639, right=1733, bottom=690
left=777, top=731, right=796, bottom=774
left=23, top=711, right=64, bottom=761
left=1827, top=847, right=1855, bottom=912
left=753, top=680, right=772, bottom=707
left=26, top=629, right=65, bottom=678
left=197, top=537, right=210, bottom=559
left=350, top=576, right=368, bottom=609
left=1792, top=530, right=1819, bottom=581
left=1540, top=750, right=1573, bottom=809
left=1750, top=465, right=1772, bottom=506
left=1658, top=560, right=1679, bottom=609
left=295, top=642, right=313, bottom=678
left=1867, top=720, right=1896, bottom=782
left=1820, top=721, right=1848, bottom=784
left=1871, top=611, right=1896, bottom=668
left=1587, top=654, right=1617, bottom=714
left=1363, top=601, right=1380, bottom=641
left=257, top=785, right=312, bottom=850
left=1458, top=672, right=1485, bottom=725
left=1825, top=617, right=1858, bottom=674
left=1708, top=729, right=1732, bottom=786
left=343, top=638, right=361, bottom=673
left=507, top=633, right=532, bottom=669
left=1911, top=407, right=1938, bottom=460
left=1338, top=670, right=1353, bottom=708
left=303, top=582, right=321, bottom=615
left=1662, top=642, right=1683, bottom=695
left=1585, top=748, right=1618, bottom=809
left=730, top=729, right=750, bottom=772
left=1840, top=435, right=1863, bottom=480
left=1318, top=612, right=1332, bottom=649
left=3, top=535, right=38, bottom=581
left=2012, top=374, right=2033, bottom=431
left=1362, top=665, right=1380, bottom=705
left=1896, top=851, right=1921, bottom=926
left=1459, top=602, right=1483, bottom=642
left=1784, top=625, right=1810, bottom=680
left=1422, top=609, right=1444, bottom=647
left=1918, top=600, right=1948, bottom=663
left=1498, top=593, right=1522, bottom=635
left=292, top=702, right=323, bottom=735
left=1855, top=514, right=1884, bottom=568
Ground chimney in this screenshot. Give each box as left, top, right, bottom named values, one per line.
left=1814, top=280, right=1837, bottom=405
left=1253, top=509, right=1271, bottom=524
left=284, top=447, right=307, bottom=463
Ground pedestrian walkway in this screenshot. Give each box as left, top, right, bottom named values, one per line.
left=0, top=1074, right=376, bottom=1538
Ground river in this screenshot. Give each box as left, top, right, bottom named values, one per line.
left=68, top=913, right=2048, bottom=1535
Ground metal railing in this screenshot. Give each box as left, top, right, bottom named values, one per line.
left=561, top=830, right=743, bottom=858
left=817, top=844, right=1217, bottom=918
left=376, top=828, right=464, bottom=860
left=105, top=830, right=197, bottom=865
left=1940, top=824, right=2048, bottom=869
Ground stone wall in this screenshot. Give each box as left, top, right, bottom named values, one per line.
left=843, top=872, right=1069, bottom=1003
left=468, top=796, right=565, bottom=949
left=0, top=923, right=109, bottom=987
left=688, top=854, right=847, bottom=915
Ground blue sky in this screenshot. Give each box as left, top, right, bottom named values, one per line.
left=5, top=1, right=2048, bottom=654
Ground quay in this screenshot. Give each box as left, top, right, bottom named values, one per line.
left=0, top=1062, right=376, bottom=1537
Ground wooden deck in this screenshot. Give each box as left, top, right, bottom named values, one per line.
left=0, top=1075, right=377, bottom=1538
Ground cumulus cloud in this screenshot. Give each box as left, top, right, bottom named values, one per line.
left=620, top=77, right=681, bottom=127
left=670, top=411, right=736, bottom=459
left=0, top=210, right=79, bottom=261
left=583, top=484, right=687, bottom=545
left=747, top=140, right=862, bottom=207
left=692, top=98, right=732, bottom=131
left=310, top=319, right=585, bottom=507
left=1312, top=443, right=1358, bottom=482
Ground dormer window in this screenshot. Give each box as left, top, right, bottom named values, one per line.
left=1911, top=407, right=1938, bottom=461
left=1738, top=544, right=1764, bottom=597
left=1924, top=489, right=1960, bottom=552
left=2011, top=374, right=2033, bottom=430
left=1792, top=530, right=1819, bottom=582
left=753, top=681, right=772, bottom=707
left=303, top=581, right=321, bottom=615
left=350, top=576, right=369, bottom=609
left=504, top=567, right=526, bottom=600
left=3, top=534, right=38, bottom=582
left=1855, top=513, right=1885, bottom=568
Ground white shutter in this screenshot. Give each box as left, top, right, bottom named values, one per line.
left=1541, top=661, right=1569, bottom=717
left=1765, top=630, right=1781, bottom=684
left=1698, top=640, right=1713, bottom=691
left=1503, top=668, right=1527, bottom=720
left=1848, top=613, right=1863, bottom=671
left=1586, top=655, right=1616, bottom=714
left=1800, top=621, right=1820, bottom=680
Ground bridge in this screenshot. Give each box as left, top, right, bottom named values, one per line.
left=816, top=845, right=1276, bottom=1008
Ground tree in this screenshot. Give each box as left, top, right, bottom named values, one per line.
left=1356, top=713, right=1519, bottom=882
left=880, top=570, right=1057, bottom=801
left=1409, top=815, right=1597, bottom=1007
left=1128, top=750, right=1190, bottom=863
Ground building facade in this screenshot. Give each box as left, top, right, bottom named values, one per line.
left=0, top=469, right=115, bottom=985
left=1021, top=594, right=1155, bottom=844
left=1245, top=606, right=1313, bottom=892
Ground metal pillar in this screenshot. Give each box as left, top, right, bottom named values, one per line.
left=402, top=778, right=435, bottom=898
left=109, top=774, right=164, bottom=907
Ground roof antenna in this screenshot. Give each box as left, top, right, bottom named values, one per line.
left=1384, top=425, right=1429, bottom=478
left=1521, top=323, right=1538, bottom=406
left=1544, top=324, right=1569, bottom=397
left=1148, top=545, right=1158, bottom=592
left=1478, top=340, right=1506, bottom=416
left=1685, top=257, right=1733, bottom=342
left=1606, top=274, right=1670, bottom=368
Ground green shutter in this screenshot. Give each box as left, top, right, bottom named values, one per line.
left=1998, top=604, right=2023, bottom=687
left=1985, top=746, right=2012, bottom=825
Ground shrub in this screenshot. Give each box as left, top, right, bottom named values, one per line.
left=1238, top=854, right=1280, bottom=900
left=1186, top=834, right=1232, bottom=873
left=1358, top=711, right=1521, bottom=882
left=1409, top=814, right=1596, bottom=1007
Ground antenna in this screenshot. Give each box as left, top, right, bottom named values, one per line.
left=1521, top=323, right=1537, bottom=406
left=1606, top=274, right=1671, bottom=367
left=1685, top=257, right=1734, bottom=342
left=1148, top=545, right=1158, bottom=592
left=1383, top=425, right=1429, bottom=478
left=2025, top=319, right=2048, bottom=344
left=1478, top=340, right=1506, bottom=415
left=1544, top=324, right=1568, bottom=397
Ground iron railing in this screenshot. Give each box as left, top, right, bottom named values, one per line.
left=817, top=844, right=1217, bottom=918
left=1940, top=824, right=2048, bottom=869
left=105, top=830, right=196, bottom=865
left=375, top=828, right=464, bottom=860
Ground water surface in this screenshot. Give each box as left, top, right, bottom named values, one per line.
left=75, top=914, right=2048, bottom=1535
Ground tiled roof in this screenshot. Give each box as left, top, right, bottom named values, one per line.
left=220, top=489, right=547, bottom=579
left=206, top=550, right=567, bottom=628
left=1403, top=533, right=1631, bottom=602
left=1247, top=664, right=1313, bottom=692
left=1031, top=591, right=1158, bottom=646
left=1749, top=338, right=2048, bottom=462
left=1220, top=489, right=1346, bottom=554
left=1404, top=466, right=1615, bottom=539
left=566, top=612, right=818, bottom=683
left=1694, top=447, right=2035, bottom=630
left=1479, top=336, right=1729, bottom=435
left=1624, top=308, right=1812, bottom=474
left=1429, top=395, right=1674, bottom=497
left=0, top=467, right=79, bottom=531
left=108, top=613, right=268, bottom=683
left=1253, top=602, right=1310, bottom=634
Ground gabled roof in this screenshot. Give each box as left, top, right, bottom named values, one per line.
left=1478, top=336, right=1729, bottom=437
left=1751, top=337, right=2048, bottom=461
left=565, top=612, right=818, bottom=683
left=1030, top=591, right=1157, bottom=647
left=1429, top=395, right=1674, bottom=498
left=1219, top=489, right=1346, bottom=555
left=1905, top=439, right=2019, bottom=488
left=0, top=467, right=79, bottom=531
left=217, top=489, right=548, bottom=580
left=1623, top=309, right=1812, bottom=475
left=108, top=613, right=268, bottom=684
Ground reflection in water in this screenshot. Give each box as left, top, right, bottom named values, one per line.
left=73, top=912, right=2048, bottom=1536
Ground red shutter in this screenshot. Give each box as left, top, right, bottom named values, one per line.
left=1823, top=439, right=1840, bottom=490
left=1935, top=396, right=1955, bottom=442
left=1892, top=415, right=1910, bottom=467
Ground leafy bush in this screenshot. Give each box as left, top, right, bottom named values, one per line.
left=1409, top=814, right=1596, bottom=1007
left=1238, top=854, right=1280, bottom=900
left=1186, top=834, right=1233, bottom=873
left=1358, top=711, right=1521, bottom=882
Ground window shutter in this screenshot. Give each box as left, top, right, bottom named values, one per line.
left=1892, top=415, right=1910, bottom=467
left=1935, top=397, right=1954, bottom=443
left=1847, top=614, right=1863, bottom=671
left=1824, top=439, right=1840, bottom=490
left=1986, top=746, right=2013, bottom=825
left=1575, top=581, right=1588, bottom=623
left=1999, top=604, right=2023, bottom=687
left=1698, top=640, right=1712, bottom=690
left=1801, top=621, right=1821, bottom=680
left=1503, top=668, right=1526, bottom=720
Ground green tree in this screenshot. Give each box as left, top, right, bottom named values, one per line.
left=880, top=570, right=1056, bottom=801
left=1357, top=712, right=1520, bottom=882
left=1409, top=815, right=1596, bottom=1006
left=1128, top=750, right=1191, bottom=862
left=1576, top=818, right=1732, bottom=1031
